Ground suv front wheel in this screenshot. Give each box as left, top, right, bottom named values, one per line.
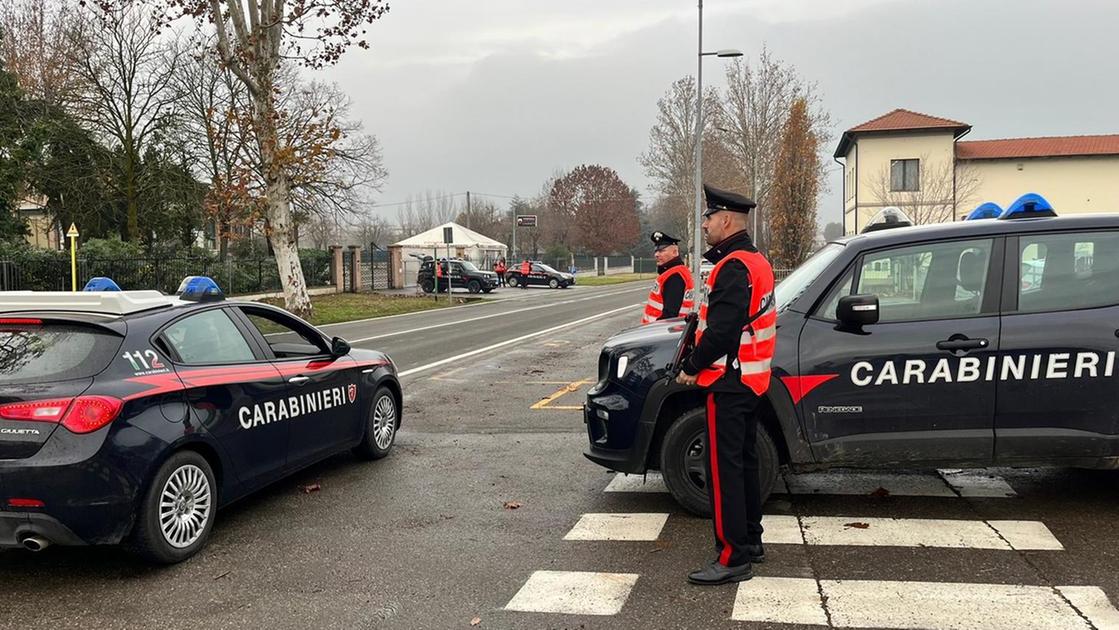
left=658, top=407, right=779, bottom=517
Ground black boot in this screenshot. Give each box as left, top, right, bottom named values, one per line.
left=745, top=544, right=765, bottom=563
left=687, top=560, right=753, bottom=586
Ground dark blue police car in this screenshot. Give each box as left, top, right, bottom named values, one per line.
left=585, top=199, right=1119, bottom=515
left=0, top=277, right=401, bottom=563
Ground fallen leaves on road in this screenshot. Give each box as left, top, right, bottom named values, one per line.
left=503, top=501, right=522, bottom=510
left=470, top=617, right=482, bottom=626
left=844, top=522, right=870, bottom=529
left=299, top=483, right=322, bottom=494
left=869, top=487, right=891, bottom=498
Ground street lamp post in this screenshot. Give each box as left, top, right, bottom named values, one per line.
left=692, top=0, right=741, bottom=278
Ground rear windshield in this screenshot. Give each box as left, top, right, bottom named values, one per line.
left=0, top=323, right=124, bottom=384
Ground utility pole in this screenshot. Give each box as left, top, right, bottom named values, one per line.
left=465, top=191, right=472, bottom=229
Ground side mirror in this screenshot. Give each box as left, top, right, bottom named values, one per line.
left=837, top=294, right=880, bottom=327
left=330, top=336, right=351, bottom=357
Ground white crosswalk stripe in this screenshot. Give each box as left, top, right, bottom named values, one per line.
left=760, top=515, right=1063, bottom=550
left=504, top=570, right=639, bottom=616
left=733, top=578, right=1116, bottom=630
left=563, top=513, right=670, bottom=541
left=603, top=468, right=1019, bottom=497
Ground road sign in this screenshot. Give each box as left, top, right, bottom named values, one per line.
left=67, top=223, right=79, bottom=238
left=443, top=226, right=453, bottom=243
left=67, top=223, right=79, bottom=292
left=516, top=214, right=537, bottom=228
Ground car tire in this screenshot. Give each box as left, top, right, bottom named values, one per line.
left=482, top=288, right=493, bottom=294
left=353, top=386, right=398, bottom=460
left=507, top=276, right=519, bottom=288
left=420, top=279, right=434, bottom=293
left=659, top=407, right=779, bottom=518
left=468, top=280, right=481, bottom=294
left=126, top=450, right=217, bottom=564
left=548, top=278, right=559, bottom=289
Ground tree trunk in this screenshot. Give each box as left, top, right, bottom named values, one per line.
left=255, top=96, right=312, bottom=318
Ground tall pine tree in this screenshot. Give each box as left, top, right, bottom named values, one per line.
left=768, top=98, right=820, bottom=268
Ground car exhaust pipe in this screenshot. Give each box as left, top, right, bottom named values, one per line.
left=21, top=535, right=50, bottom=552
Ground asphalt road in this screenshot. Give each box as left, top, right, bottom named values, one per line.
left=4, top=281, right=1119, bottom=630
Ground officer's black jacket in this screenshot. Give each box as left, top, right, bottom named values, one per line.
left=657, top=257, right=687, bottom=320
left=683, top=229, right=759, bottom=394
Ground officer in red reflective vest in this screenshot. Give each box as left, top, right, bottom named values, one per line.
left=641, top=231, right=695, bottom=325
left=676, top=184, right=776, bottom=586
left=519, top=259, right=531, bottom=289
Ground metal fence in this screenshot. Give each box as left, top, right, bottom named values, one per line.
left=0, top=256, right=332, bottom=295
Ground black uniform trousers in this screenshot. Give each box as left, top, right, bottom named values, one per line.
left=703, top=390, right=764, bottom=567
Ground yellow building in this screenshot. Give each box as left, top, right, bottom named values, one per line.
left=835, top=109, right=1119, bottom=235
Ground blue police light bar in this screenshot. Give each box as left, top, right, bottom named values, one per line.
left=965, top=202, right=1003, bottom=221
left=1000, top=193, right=1057, bottom=220
left=176, top=276, right=225, bottom=302
left=83, top=277, right=122, bottom=291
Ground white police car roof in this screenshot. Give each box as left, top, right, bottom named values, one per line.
left=0, top=291, right=174, bottom=316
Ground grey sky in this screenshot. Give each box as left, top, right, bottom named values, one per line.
left=318, top=0, right=1119, bottom=228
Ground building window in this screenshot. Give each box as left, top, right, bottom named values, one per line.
left=890, top=159, right=920, bottom=192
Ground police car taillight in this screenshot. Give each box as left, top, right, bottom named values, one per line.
left=177, top=276, right=225, bottom=302
left=0, top=396, right=123, bottom=434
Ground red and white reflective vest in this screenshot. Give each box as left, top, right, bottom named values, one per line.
left=695, top=250, right=776, bottom=396
left=641, top=265, right=695, bottom=325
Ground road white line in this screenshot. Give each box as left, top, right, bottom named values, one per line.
left=940, top=468, right=1019, bottom=497
left=604, top=473, right=669, bottom=493
left=824, top=580, right=1094, bottom=630
left=781, top=471, right=958, bottom=497
left=563, top=513, right=670, bottom=541
left=731, top=577, right=830, bottom=626
left=759, top=515, right=1061, bottom=550
left=505, top=570, right=639, bottom=616
left=349, top=286, right=645, bottom=343
left=736, top=579, right=1115, bottom=629
left=1057, top=586, right=1119, bottom=630
left=397, top=303, right=640, bottom=377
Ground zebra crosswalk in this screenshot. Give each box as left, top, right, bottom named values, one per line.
left=504, top=468, right=1119, bottom=628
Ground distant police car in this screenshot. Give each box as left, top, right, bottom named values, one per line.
left=506, top=262, right=575, bottom=289
left=0, top=277, right=401, bottom=563
left=585, top=197, right=1119, bottom=516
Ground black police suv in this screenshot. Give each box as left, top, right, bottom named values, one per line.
left=0, top=277, right=401, bottom=563
left=585, top=207, right=1119, bottom=516
left=506, top=262, right=575, bottom=289
left=418, top=258, right=499, bottom=294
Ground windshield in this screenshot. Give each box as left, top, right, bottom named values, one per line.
left=538, top=264, right=560, bottom=274
left=459, top=261, right=479, bottom=272
left=774, top=243, right=844, bottom=311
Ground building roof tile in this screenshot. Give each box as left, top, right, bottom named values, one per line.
left=956, top=135, right=1119, bottom=160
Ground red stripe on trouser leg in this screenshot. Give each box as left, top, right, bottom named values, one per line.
left=707, top=393, right=733, bottom=566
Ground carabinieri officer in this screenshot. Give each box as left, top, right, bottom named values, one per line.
left=676, top=184, right=777, bottom=586
left=640, top=231, right=695, bottom=325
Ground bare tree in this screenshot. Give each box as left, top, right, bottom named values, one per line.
left=396, top=191, right=458, bottom=237
left=868, top=155, right=982, bottom=226
left=0, top=0, right=88, bottom=108
left=70, top=5, right=181, bottom=242
left=94, top=0, right=391, bottom=317
left=639, top=76, right=731, bottom=252
left=722, top=48, right=831, bottom=251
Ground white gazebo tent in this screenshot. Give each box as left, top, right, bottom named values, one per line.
left=389, top=222, right=508, bottom=288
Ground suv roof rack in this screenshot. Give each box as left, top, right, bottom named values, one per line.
left=0, top=291, right=172, bottom=316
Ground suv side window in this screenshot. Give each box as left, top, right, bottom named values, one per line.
left=163, top=309, right=256, bottom=365
left=856, top=238, right=993, bottom=322
left=238, top=307, right=329, bottom=359
left=1018, top=231, right=1119, bottom=313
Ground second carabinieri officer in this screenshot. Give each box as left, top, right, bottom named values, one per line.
left=676, top=184, right=776, bottom=586
left=641, top=231, right=695, bottom=325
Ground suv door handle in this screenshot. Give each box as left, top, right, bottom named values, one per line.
left=936, top=336, right=989, bottom=352
left=288, top=376, right=311, bottom=386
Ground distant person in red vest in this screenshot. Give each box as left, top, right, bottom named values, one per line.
left=641, top=231, right=695, bottom=325
left=494, top=258, right=507, bottom=286
left=519, top=259, right=531, bottom=289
